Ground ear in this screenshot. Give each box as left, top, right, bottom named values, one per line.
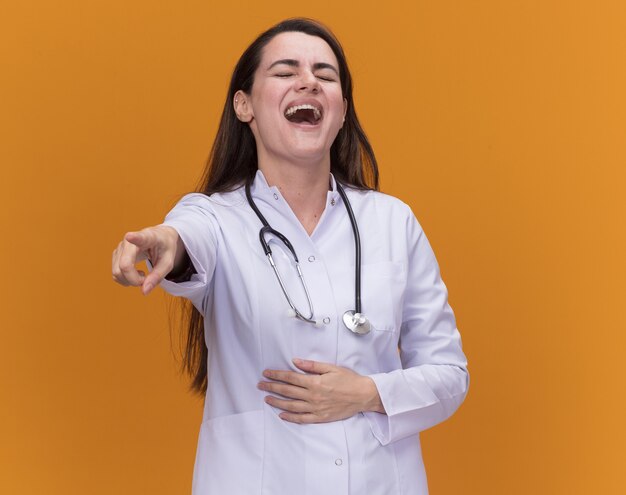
left=234, top=90, right=253, bottom=123
left=342, top=98, right=348, bottom=123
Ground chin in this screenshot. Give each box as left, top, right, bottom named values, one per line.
left=283, top=143, right=332, bottom=164
left=288, top=134, right=340, bottom=160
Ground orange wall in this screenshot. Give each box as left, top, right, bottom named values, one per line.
left=1, top=1, right=624, bottom=493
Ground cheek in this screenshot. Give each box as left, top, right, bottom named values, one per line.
left=328, top=97, right=346, bottom=130
left=250, top=85, right=282, bottom=118
left=327, top=91, right=345, bottom=118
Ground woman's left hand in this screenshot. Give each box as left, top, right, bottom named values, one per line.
left=258, top=358, right=386, bottom=424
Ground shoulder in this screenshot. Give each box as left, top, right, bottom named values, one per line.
left=164, top=188, right=248, bottom=235
left=344, top=187, right=420, bottom=225
left=344, top=188, right=429, bottom=251
left=169, top=187, right=248, bottom=212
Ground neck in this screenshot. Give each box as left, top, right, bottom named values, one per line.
left=258, top=157, right=331, bottom=236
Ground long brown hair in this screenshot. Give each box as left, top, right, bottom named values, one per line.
left=178, top=18, right=379, bottom=394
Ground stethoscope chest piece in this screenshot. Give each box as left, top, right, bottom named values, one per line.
left=343, top=310, right=371, bottom=335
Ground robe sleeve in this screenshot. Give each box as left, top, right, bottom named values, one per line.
left=363, top=209, right=469, bottom=446
left=147, top=193, right=219, bottom=313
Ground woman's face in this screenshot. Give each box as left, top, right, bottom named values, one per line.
left=237, top=31, right=347, bottom=167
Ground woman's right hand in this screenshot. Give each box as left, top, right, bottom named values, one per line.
left=112, top=225, right=183, bottom=295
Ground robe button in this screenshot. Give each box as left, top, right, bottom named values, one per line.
left=323, top=317, right=331, bottom=325
left=308, top=255, right=315, bottom=262
left=335, top=458, right=343, bottom=466
left=273, top=193, right=279, bottom=200
left=330, top=198, right=336, bottom=206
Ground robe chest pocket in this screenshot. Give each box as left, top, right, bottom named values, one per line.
left=359, top=261, right=406, bottom=332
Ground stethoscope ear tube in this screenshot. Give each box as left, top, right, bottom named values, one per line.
left=260, top=226, right=299, bottom=261
left=266, top=251, right=316, bottom=322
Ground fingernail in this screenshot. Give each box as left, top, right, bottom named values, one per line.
left=292, top=358, right=303, bottom=365
left=143, top=283, right=153, bottom=294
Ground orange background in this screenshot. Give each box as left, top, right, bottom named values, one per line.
left=1, top=1, right=625, bottom=493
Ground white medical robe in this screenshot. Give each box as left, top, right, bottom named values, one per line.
left=157, top=170, right=469, bottom=494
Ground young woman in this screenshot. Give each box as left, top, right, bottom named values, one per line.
left=112, top=18, right=469, bottom=495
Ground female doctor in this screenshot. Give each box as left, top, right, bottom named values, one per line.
left=112, top=18, right=469, bottom=495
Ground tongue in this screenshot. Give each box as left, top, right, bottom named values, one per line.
left=286, top=108, right=318, bottom=125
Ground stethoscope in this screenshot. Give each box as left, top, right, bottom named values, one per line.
left=245, top=181, right=371, bottom=335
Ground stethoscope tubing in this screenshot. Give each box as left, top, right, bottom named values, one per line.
left=335, top=180, right=362, bottom=315
left=245, top=179, right=366, bottom=332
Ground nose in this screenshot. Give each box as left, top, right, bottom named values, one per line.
left=296, top=70, right=320, bottom=93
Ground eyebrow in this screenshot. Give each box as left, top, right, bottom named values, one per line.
left=267, top=59, right=339, bottom=76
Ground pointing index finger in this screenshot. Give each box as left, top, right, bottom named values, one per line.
left=125, top=230, right=154, bottom=249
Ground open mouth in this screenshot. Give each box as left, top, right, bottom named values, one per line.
left=284, top=104, right=322, bottom=125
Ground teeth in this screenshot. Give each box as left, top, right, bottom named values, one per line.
left=285, top=104, right=322, bottom=120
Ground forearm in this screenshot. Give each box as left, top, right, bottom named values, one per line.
left=360, top=376, right=386, bottom=414
left=364, top=364, right=469, bottom=445
left=168, top=236, right=191, bottom=276
left=158, top=225, right=194, bottom=281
